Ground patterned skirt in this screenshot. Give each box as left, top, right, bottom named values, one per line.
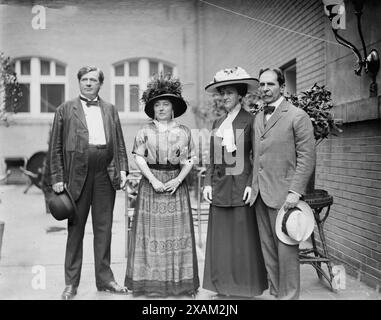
left=124, top=168, right=199, bottom=296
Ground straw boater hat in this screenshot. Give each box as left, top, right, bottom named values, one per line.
left=142, top=74, right=188, bottom=119
left=275, top=200, right=315, bottom=245
left=48, top=186, right=77, bottom=221
left=205, top=66, right=259, bottom=93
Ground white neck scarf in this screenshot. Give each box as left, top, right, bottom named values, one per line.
left=215, top=104, right=241, bottom=153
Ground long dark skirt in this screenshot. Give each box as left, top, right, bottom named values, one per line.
left=203, top=205, right=268, bottom=297
left=125, top=168, right=199, bottom=296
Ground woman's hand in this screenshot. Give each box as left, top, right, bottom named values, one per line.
left=120, top=171, right=128, bottom=191
left=53, top=182, right=65, bottom=193
left=243, top=186, right=252, bottom=205
left=203, top=185, right=212, bottom=204
left=164, top=178, right=182, bottom=195
left=150, top=179, right=165, bottom=193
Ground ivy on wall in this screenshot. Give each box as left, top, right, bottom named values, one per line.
left=0, top=52, right=23, bottom=126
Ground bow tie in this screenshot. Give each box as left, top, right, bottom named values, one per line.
left=80, top=96, right=99, bottom=107
left=264, top=104, right=275, bottom=115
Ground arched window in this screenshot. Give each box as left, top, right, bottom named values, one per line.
left=111, top=58, right=177, bottom=114
left=14, top=57, right=68, bottom=115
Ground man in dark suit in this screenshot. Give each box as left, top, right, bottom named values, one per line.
left=49, top=66, right=129, bottom=299
left=249, top=68, right=315, bottom=299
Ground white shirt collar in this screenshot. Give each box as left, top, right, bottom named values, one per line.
left=80, top=94, right=99, bottom=102
left=269, top=96, right=284, bottom=110
left=226, top=103, right=241, bottom=119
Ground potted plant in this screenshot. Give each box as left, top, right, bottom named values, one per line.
left=285, top=84, right=342, bottom=194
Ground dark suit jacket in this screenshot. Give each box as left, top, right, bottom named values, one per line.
left=49, top=97, right=129, bottom=201
left=204, top=107, right=253, bottom=207
left=249, top=98, right=315, bottom=209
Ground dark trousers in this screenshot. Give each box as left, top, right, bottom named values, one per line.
left=254, top=193, right=300, bottom=300
left=65, top=146, right=116, bottom=288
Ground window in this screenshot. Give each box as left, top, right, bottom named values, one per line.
left=40, top=84, right=65, bottom=113
left=129, top=85, right=140, bottom=112
left=149, top=61, right=158, bottom=76
left=280, top=59, right=296, bottom=95
left=115, top=84, right=124, bottom=112
left=18, top=84, right=30, bottom=112
left=115, top=64, right=124, bottom=77
left=129, top=60, right=138, bottom=77
left=14, top=57, right=68, bottom=115
left=55, top=63, right=66, bottom=76
left=40, top=59, right=50, bottom=75
left=111, top=58, right=177, bottom=114
left=20, top=59, right=30, bottom=75
left=163, top=64, right=173, bottom=76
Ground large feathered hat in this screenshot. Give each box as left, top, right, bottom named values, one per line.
left=142, top=73, right=187, bottom=118
left=205, top=66, right=259, bottom=94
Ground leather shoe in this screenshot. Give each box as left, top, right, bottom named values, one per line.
left=61, top=285, right=77, bottom=300
left=97, top=280, right=128, bottom=294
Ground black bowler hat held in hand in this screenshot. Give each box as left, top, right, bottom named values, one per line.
left=48, top=186, right=77, bottom=221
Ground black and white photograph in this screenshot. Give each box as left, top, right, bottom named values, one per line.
left=0, top=0, right=380, bottom=307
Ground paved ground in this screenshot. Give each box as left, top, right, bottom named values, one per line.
left=0, top=184, right=380, bottom=300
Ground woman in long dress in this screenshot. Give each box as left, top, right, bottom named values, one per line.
left=202, top=67, right=268, bottom=298
left=125, top=74, right=199, bottom=297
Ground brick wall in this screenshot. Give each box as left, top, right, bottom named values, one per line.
left=316, top=119, right=381, bottom=290
left=200, top=0, right=326, bottom=103
left=321, top=0, right=381, bottom=290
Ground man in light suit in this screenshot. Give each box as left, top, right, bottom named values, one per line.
left=249, top=68, right=315, bottom=299
left=49, top=66, right=129, bottom=299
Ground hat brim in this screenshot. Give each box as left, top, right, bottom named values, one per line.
left=144, top=94, right=187, bottom=119
left=64, top=186, right=77, bottom=216
left=205, top=78, right=259, bottom=94
left=275, top=200, right=315, bottom=245
left=48, top=187, right=77, bottom=221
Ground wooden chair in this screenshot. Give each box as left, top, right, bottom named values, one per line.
left=124, top=170, right=141, bottom=258
left=190, top=167, right=209, bottom=248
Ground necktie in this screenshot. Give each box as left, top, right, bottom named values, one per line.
left=264, top=104, right=275, bottom=115
left=80, top=96, right=99, bottom=107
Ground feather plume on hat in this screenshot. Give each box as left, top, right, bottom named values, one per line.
left=142, top=73, right=183, bottom=103
left=142, top=73, right=188, bottom=118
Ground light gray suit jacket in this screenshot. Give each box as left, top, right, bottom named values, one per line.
left=249, top=98, right=316, bottom=209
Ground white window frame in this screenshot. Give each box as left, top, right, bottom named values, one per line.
left=110, top=58, right=177, bottom=119
left=281, top=59, right=296, bottom=96
left=13, top=57, right=69, bottom=119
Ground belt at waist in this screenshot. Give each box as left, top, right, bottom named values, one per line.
left=89, top=144, right=107, bottom=149
left=148, top=163, right=180, bottom=170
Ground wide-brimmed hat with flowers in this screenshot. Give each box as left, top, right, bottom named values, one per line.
left=205, top=66, right=259, bottom=94
left=142, top=74, right=188, bottom=118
